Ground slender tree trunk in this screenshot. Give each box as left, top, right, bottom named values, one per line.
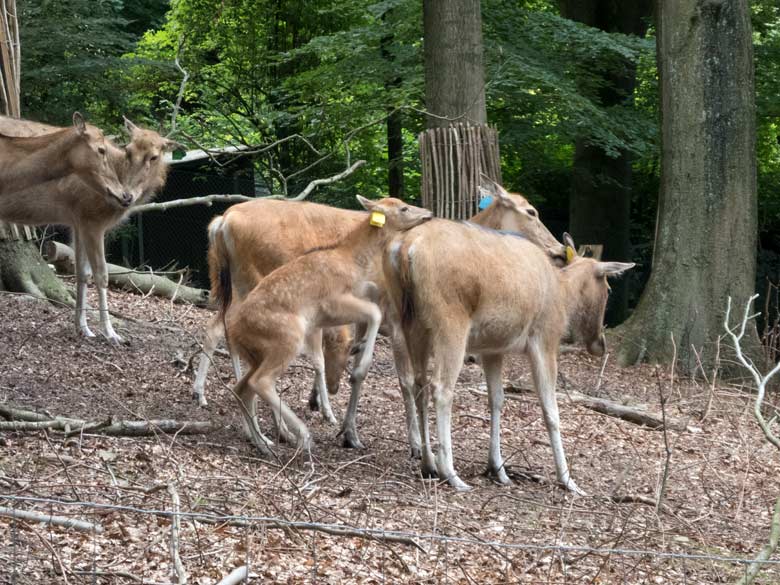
left=423, top=0, right=486, bottom=128
left=559, top=0, right=652, bottom=325
left=615, top=0, right=761, bottom=373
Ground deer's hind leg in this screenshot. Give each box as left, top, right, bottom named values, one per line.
left=303, top=329, right=338, bottom=425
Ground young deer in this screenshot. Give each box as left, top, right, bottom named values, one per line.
left=384, top=226, right=634, bottom=493
left=0, top=112, right=126, bottom=202
left=196, top=199, right=363, bottom=418
left=0, top=116, right=176, bottom=342
left=217, top=196, right=432, bottom=453
left=194, top=185, right=566, bottom=454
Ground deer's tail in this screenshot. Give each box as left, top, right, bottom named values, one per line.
left=207, top=216, right=233, bottom=329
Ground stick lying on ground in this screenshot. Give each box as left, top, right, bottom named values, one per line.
left=0, top=506, right=103, bottom=533
left=0, top=405, right=215, bottom=436
left=44, top=241, right=209, bottom=306
left=470, top=382, right=694, bottom=432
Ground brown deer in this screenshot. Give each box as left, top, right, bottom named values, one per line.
left=216, top=196, right=432, bottom=453
left=0, top=116, right=176, bottom=342
left=0, top=112, right=126, bottom=202
left=193, top=185, right=565, bottom=453
left=384, top=227, right=633, bottom=493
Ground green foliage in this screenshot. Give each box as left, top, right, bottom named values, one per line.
left=13, top=0, right=780, bottom=256
left=17, top=0, right=167, bottom=126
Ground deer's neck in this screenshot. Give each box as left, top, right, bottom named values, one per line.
left=341, top=220, right=392, bottom=277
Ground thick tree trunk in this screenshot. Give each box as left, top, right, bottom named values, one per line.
left=615, top=0, right=761, bottom=373
left=423, top=0, right=486, bottom=128
left=559, top=0, right=652, bottom=325
left=0, top=238, right=72, bottom=304
left=381, top=13, right=405, bottom=199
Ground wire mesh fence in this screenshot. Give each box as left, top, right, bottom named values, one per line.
left=2, top=485, right=779, bottom=584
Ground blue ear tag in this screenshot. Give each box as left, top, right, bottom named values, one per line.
left=478, top=195, right=493, bottom=210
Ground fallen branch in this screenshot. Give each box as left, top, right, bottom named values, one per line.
left=606, top=494, right=671, bottom=515
left=216, top=566, right=252, bottom=585
left=0, top=406, right=215, bottom=437
left=469, top=385, right=693, bottom=432
left=192, top=514, right=423, bottom=551
left=168, top=484, right=187, bottom=585
left=44, top=241, right=209, bottom=306
left=0, top=506, right=103, bottom=534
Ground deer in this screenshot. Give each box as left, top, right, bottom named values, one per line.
left=0, top=112, right=126, bottom=202
left=215, top=196, right=432, bottom=454
left=0, top=115, right=177, bottom=343
left=383, top=226, right=634, bottom=494
left=193, top=184, right=566, bottom=455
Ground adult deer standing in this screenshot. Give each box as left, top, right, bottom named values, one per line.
left=216, top=196, right=432, bottom=453
left=194, top=185, right=566, bottom=453
left=384, top=226, right=634, bottom=493
left=0, top=112, right=126, bottom=200
left=0, top=115, right=177, bottom=342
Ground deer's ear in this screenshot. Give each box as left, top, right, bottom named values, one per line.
left=494, top=184, right=513, bottom=207
left=123, top=116, right=139, bottom=135
left=356, top=195, right=375, bottom=211
left=163, top=138, right=184, bottom=152
left=597, top=262, right=635, bottom=278
left=72, top=112, right=87, bottom=134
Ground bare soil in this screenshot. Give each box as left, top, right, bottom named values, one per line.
left=1, top=287, right=779, bottom=584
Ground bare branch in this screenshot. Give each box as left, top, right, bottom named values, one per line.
left=724, top=296, right=780, bottom=451
left=288, top=159, right=365, bottom=201
left=737, top=496, right=780, bottom=585
left=169, top=36, right=189, bottom=136
left=131, top=194, right=254, bottom=214
left=0, top=506, right=103, bottom=534
left=134, top=159, right=366, bottom=213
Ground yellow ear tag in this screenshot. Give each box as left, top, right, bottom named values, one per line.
left=565, top=246, right=576, bottom=264
left=369, top=211, right=386, bottom=228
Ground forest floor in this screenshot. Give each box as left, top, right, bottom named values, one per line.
left=0, top=286, right=779, bottom=584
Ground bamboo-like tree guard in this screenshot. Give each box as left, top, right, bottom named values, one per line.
left=0, top=0, right=34, bottom=242
left=419, top=123, right=501, bottom=220
left=0, top=0, right=20, bottom=118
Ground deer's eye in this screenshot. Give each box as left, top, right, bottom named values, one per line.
left=527, top=209, right=537, bottom=217
left=401, top=206, right=409, bottom=212
left=149, top=155, right=159, bottom=162
left=98, top=147, right=106, bottom=155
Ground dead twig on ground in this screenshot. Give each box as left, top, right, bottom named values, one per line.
left=167, top=483, right=188, bottom=584
left=0, top=506, right=103, bottom=533
left=0, top=405, right=215, bottom=436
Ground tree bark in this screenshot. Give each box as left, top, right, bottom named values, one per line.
left=559, top=0, right=652, bottom=325
left=423, top=0, right=487, bottom=128
left=381, top=10, right=405, bottom=199
left=0, top=238, right=72, bottom=305
left=615, top=0, right=761, bottom=373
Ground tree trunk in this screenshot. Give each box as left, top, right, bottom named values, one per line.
left=559, top=0, right=652, bottom=325
left=615, top=0, right=761, bottom=373
left=381, top=12, right=405, bottom=199
left=0, top=238, right=72, bottom=305
left=423, top=0, right=486, bottom=128
left=386, top=108, right=404, bottom=198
